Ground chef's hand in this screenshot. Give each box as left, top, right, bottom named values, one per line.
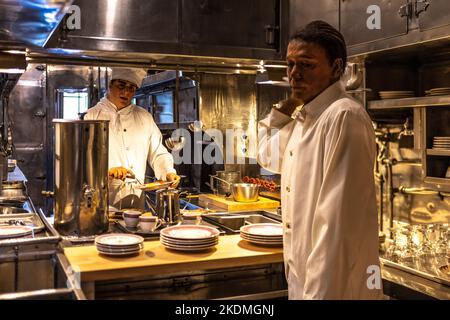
left=166, top=173, right=181, bottom=188
left=109, top=167, right=133, bottom=180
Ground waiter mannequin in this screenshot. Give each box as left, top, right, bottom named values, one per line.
left=85, top=67, right=180, bottom=209
left=258, top=21, right=382, bottom=299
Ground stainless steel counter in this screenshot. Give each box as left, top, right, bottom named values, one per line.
left=381, top=259, right=450, bottom=300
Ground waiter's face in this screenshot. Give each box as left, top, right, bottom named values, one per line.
left=108, top=79, right=137, bottom=109
left=286, top=40, right=342, bottom=104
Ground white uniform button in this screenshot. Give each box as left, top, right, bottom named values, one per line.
left=286, top=186, right=290, bottom=192
left=125, top=147, right=130, bottom=151
left=289, top=150, right=293, bottom=156
left=285, top=222, right=291, bottom=229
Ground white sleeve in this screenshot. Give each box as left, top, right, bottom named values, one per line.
left=303, top=110, right=376, bottom=299
left=147, top=117, right=176, bottom=181
left=257, top=108, right=294, bottom=174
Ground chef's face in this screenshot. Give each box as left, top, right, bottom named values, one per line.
left=286, top=40, right=343, bottom=104
left=108, top=79, right=137, bottom=109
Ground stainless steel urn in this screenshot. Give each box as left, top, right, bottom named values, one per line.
left=52, top=119, right=109, bottom=236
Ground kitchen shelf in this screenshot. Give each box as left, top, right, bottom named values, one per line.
left=368, top=95, right=450, bottom=110
left=426, top=149, right=450, bottom=156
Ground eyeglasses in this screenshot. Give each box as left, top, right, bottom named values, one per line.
left=112, top=82, right=137, bottom=93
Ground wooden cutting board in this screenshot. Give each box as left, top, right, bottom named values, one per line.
left=198, top=194, right=280, bottom=211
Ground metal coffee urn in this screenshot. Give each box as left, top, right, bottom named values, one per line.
left=50, top=120, right=109, bottom=236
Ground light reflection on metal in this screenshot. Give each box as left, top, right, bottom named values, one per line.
left=0, top=68, right=25, bottom=73
left=0, top=0, right=73, bottom=47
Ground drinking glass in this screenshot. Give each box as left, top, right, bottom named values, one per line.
left=416, top=224, right=435, bottom=272
left=399, top=225, right=419, bottom=267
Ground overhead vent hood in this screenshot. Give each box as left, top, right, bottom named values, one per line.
left=41, top=0, right=287, bottom=72
left=0, top=0, right=73, bottom=48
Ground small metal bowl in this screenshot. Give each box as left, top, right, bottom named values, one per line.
left=231, top=183, right=260, bottom=202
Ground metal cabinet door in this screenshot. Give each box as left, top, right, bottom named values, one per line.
left=8, top=70, right=47, bottom=208
left=289, top=0, right=339, bottom=34
left=181, top=0, right=279, bottom=49
left=68, top=0, right=179, bottom=44
left=418, top=0, right=450, bottom=31
left=340, top=0, right=408, bottom=46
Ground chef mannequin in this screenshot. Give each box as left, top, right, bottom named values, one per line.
left=258, top=21, right=383, bottom=299
left=85, top=67, right=180, bottom=209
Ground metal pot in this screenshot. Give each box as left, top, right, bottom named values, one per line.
left=230, top=183, right=260, bottom=202
left=210, top=175, right=259, bottom=202
left=154, top=188, right=181, bottom=225
left=209, top=171, right=241, bottom=196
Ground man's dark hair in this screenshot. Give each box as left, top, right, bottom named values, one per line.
left=289, top=20, right=347, bottom=68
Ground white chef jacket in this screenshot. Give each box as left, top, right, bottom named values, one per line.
left=85, top=97, right=176, bottom=209
left=258, top=81, right=383, bottom=300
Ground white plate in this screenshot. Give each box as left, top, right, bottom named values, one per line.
left=0, top=225, right=33, bottom=239
left=96, top=244, right=143, bottom=252
left=240, top=237, right=283, bottom=246
left=162, top=243, right=216, bottom=252
left=95, top=233, right=144, bottom=247
left=96, top=245, right=144, bottom=252
left=160, top=239, right=219, bottom=248
left=240, top=237, right=283, bottom=245
left=160, top=236, right=218, bottom=246
left=429, top=87, right=450, bottom=91
left=240, top=233, right=282, bottom=241
left=97, top=249, right=141, bottom=256
left=379, top=91, right=414, bottom=94
left=160, top=225, right=220, bottom=240
left=240, top=223, right=283, bottom=237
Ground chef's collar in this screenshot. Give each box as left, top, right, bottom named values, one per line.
left=104, top=97, right=134, bottom=114
left=294, top=80, right=344, bottom=122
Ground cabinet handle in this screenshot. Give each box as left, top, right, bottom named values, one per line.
left=264, top=25, right=279, bottom=46
left=415, top=0, right=430, bottom=17
left=398, top=3, right=412, bottom=18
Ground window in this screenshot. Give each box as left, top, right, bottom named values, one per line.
left=59, top=91, right=89, bottom=119
left=153, top=91, right=174, bottom=124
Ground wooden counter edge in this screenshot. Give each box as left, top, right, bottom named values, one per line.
left=79, top=252, right=284, bottom=282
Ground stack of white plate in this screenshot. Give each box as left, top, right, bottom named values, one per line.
left=379, top=91, right=415, bottom=99
left=95, top=233, right=144, bottom=256
left=425, top=87, right=450, bottom=96
left=240, top=223, right=283, bottom=246
left=433, top=136, right=450, bottom=150
left=160, top=225, right=220, bottom=252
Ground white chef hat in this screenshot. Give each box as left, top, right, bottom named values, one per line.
left=110, top=67, right=147, bottom=88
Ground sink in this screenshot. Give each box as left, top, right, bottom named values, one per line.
left=201, top=211, right=281, bottom=234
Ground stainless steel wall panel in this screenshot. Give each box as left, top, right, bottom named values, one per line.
left=198, top=73, right=257, bottom=170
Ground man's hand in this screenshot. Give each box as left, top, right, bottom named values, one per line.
left=274, top=97, right=304, bottom=117
left=166, top=173, right=181, bottom=188
left=109, top=167, right=133, bottom=180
